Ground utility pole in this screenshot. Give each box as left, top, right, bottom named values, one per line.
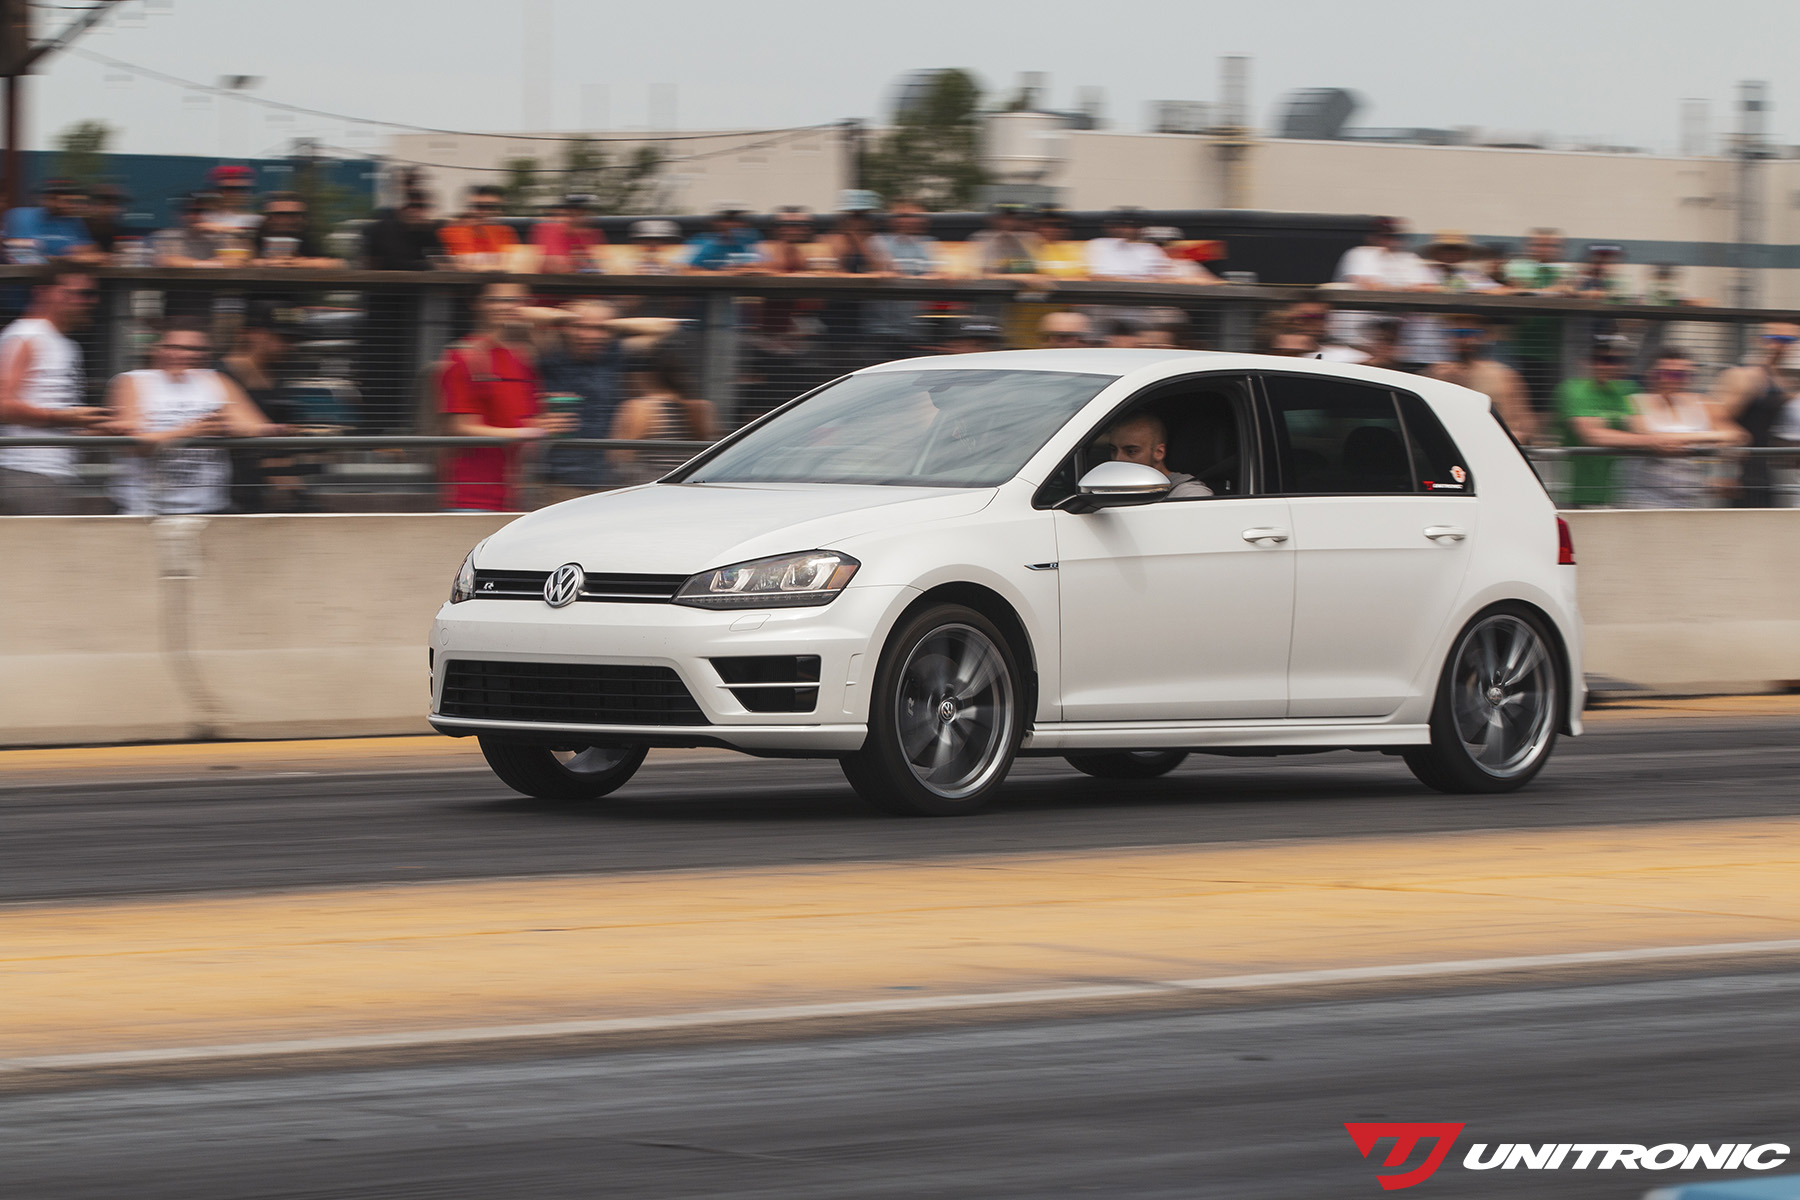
left=1, top=0, right=127, bottom=212
left=1732, top=80, right=1769, bottom=311
left=1212, top=55, right=1253, bottom=209
left=841, top=118, right=864, bottom=191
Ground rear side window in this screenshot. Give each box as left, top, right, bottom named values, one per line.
left=1396, top=391, right=1475, bottom=495
left=1263, top=375, right=1412, bottom=494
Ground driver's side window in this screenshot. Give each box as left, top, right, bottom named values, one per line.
left=1035, top=376, right=1256, bottom=508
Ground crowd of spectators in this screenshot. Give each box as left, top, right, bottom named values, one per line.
left=0, top=171, right=1792, bottom=514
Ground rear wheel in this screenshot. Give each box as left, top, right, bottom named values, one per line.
left=1064, top=750, right=1189, bottom=780
left=1405, top=605, right=1561, bottom=794
left=479, top=738, right=648, bottom=801
left=841, top=604, right=1023, bottom=816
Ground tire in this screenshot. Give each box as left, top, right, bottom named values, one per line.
left=1064, top=750, right=1189, bottom=780
left=841, top=604, right=1024, bottom=816
left=479, top=738, right=648, bottom=802
left=1404, top=604, right=1562, bottom=794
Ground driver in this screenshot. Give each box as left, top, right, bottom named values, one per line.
left=1103, top=412, right=1213, bottom=497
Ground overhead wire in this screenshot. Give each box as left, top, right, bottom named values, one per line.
left=69, top=46, right=842, bottom=144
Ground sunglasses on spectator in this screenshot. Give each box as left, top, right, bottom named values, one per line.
left=1763, top=334, right=1798, bottom=343
left=160, top=342, right=210, bottom=353
left=1448, top=327, right=1485, bottom=336
left=63, top=286, right=99, bottom=297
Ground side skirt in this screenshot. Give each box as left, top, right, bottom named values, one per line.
left=1021, top=721, right=1432, bottom=753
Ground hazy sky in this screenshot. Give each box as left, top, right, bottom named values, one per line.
left=25, top=0, right=1800, bottom=160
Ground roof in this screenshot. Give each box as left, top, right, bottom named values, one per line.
left=858, top=348, right=1490, bottom=415
left=863, top=348, right=1224, bottom=376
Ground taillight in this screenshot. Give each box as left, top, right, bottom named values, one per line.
left=1556, top=517, right=1576, bottom=565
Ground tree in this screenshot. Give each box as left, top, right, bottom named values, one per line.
left=53, top=120, right=113, bottom=190
left=559, top=138, right=666, bottom=215
left=500, top=156, right=545, bottom=215
left=860, top=69, right=987, bottom=211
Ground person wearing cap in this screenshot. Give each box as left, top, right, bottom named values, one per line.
left=364, top=193, right=445, bottom=271
left=439, top=185, right=519, bottom=269
left=81, top=184, right=140, bottom=259
left=1504, top=229, right=1575, bottom=405
left=683, top=204, right=760, bottom=272
left=1426, top=316, right=1537, bottom=443
left=205, top=165, right=261, bottom=236
left=1419, top=231, right=1499, bottom=294
left=625, top=219, right=683, bottom=274
left=152, top=194, right=225, bottom=268
left=940, top=317, right=1007, bottom=354
left=759, top=207, right=821, bottom=274
left=251, top=193, right=341, bottom=268
left=1332, top=218, right=1440, bottom=364
left=1085, top=208, right=1168, bottom=281
left=1556, top=338, right=1680, bottom=507
left=531, top=193, right=606, bottom=274
left=4, top=180, right=100, bottom=263
left=821, top=197, right=881, bottom=274
left=1573, top=243, right=1628, bottom=301
left=970, top=203, right=1041, bottom=276
left=1142, top=226, right=1219, bottom=283
left=871, top=200, right=939, bottom=278
left=1031, top=205, right=1087, bottom=279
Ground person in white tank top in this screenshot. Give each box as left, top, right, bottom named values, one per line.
left=0, top=264, right=113, bottom=514
left=108, top=318, right=277, bottom=515
left=1621, top=348, right=1747, bottom=509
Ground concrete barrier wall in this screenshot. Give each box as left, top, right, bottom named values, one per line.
left=1563, top=509, right=1800, bottom=693
left=1, top=511, right=1794, bottom=747
left=0, top=515, right=509, bottom=746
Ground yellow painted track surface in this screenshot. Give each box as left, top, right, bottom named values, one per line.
left=7, top=816, right=1800, bottom=1061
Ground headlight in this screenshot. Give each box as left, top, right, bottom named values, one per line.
left=673, top=550, right=860, bottom=610
left=449, top=539, right=487, bottom=603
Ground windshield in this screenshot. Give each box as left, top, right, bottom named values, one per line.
left=677, top=369, right=1115, bottom=487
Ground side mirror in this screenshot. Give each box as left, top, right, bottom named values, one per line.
left=1060, top=461, right=1172, bottom=513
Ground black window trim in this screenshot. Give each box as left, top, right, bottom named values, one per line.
left=1031, top=370, right=1267, bottom=510
left=1251, top=370, right=1479, bottom=500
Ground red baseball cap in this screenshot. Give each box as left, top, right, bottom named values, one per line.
left=209, top=164, right=255, bottom=186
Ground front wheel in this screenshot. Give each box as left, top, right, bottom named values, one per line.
left=1064, top=750, right=1190, bottom=780
left=479, top=738, right=648, bottom=801
left=1405, top=605, right=1561, bottom=794
left=841, top=604, right=1024, bottom=816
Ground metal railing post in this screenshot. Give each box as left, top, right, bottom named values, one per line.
left=702, top=289, right=740, bottom=427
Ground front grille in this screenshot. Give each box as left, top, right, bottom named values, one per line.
left=440, top=660, right=709, bottom=725
left=471, top=569, right=687, bottom=603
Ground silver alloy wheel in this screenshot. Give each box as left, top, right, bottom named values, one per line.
left=1450, top=613, right=1556, bottom=777
left=551, top=746, right=636, bottom=775
left=893, top=622, right=1016, bottom=799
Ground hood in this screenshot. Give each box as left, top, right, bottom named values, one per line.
left=480, top=482, right=995, bottom=574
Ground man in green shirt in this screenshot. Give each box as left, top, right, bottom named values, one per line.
left=1505, top=229, right=1574, bottom=408
left=1555, top=341, right=1684, bottom=506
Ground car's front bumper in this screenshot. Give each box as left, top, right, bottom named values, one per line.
left=428, top=584, right=915, bottom=754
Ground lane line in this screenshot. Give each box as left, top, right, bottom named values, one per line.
left=9, top=937, right=1800, bottom=1073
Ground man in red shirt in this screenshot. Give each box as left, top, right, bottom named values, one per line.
left=438, top=281, right=570, bottom=510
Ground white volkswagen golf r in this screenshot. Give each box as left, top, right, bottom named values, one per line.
left=430, top=349, right=1583, bottom=816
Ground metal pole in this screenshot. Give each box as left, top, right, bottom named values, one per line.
left=3, top=73, right=19, bottom=215
left=701, top=290, right=740, bottom=426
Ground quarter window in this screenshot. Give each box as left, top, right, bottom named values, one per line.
left=1396, top=391, right=1475, bottom=494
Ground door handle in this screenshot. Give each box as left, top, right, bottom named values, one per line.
left=1424, top=525, right=1467, bottom=541
left=1241, top=527, right=1289, bottom=544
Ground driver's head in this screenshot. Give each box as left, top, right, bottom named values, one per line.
left=1105, top=412, right=1170, bottom=475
